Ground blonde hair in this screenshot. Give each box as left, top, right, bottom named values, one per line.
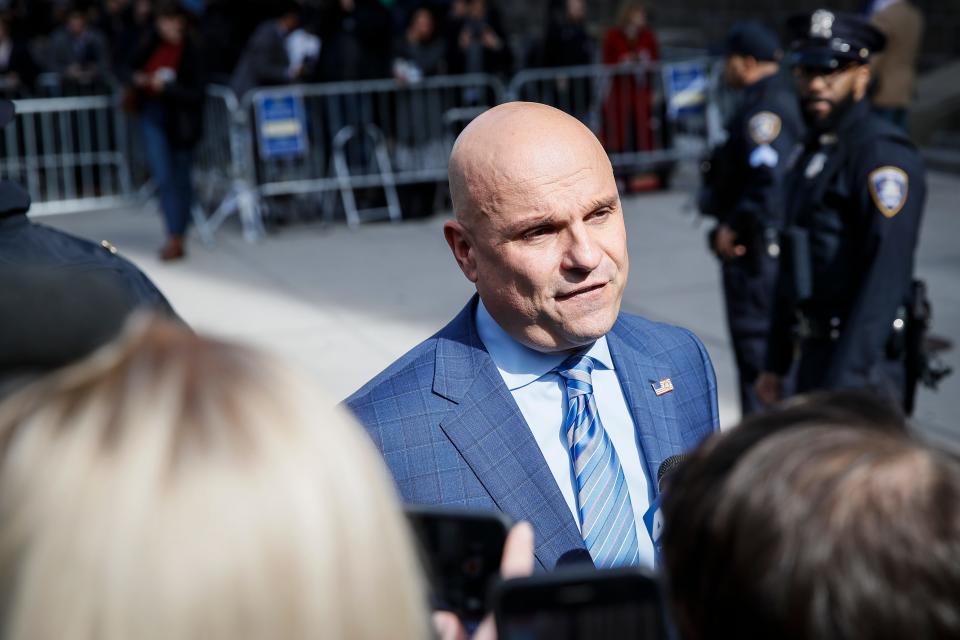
left=0, top=316, right=429, bottom=640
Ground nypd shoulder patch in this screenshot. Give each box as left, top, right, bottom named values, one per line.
left=868, top=166, right=909, bottom=218
left=748, top=111, right=782, bottom=145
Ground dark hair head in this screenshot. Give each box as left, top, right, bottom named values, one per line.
left=274, top=0, right=302, bottom=19
left=667, top=390, right=908, bottom=500
left=662, top=423, right=960, bottom=640
left=405, top=5, right=435, bottom=30
left=154, top=0, right=188, bottom=18
left=779, top=389, right=906, bottom=431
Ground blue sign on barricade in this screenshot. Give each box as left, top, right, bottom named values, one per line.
left=664, top=63, right=708, bottom=120
left=254, top=93, right=308, bottom=159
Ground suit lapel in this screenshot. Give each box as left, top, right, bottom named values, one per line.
left=433, top=298, right=584, bottom=570
left=607, top=320, right=683, bottom=498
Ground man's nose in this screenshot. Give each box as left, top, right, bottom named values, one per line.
left=805, top=74, right=829, bottom=94
left=561, top=226, right=602, bottom=272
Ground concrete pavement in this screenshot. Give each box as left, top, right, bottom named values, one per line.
left=40, top=169, right=960, bottom=443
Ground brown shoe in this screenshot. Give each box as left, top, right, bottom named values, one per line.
left=159, top=236, right=186, bottom=261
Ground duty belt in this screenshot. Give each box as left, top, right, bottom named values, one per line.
left=796, top=312, right=842, bottom=341
left=797, top=309, right=908, bottom=343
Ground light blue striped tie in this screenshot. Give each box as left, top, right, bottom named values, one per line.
left=557, top=354, right=640, bottom=568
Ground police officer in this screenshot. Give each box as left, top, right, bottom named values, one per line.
left=1, top=98, right=179, bottom=380
left=700, top=21, right=804, bottom=415
left=755, top=10, right=926, bottom=410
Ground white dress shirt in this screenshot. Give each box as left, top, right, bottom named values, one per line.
left=475, top=300, right=655, bottom=569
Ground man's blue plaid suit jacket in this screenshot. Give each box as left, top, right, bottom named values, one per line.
left=345, top=295, right=720, bottom=570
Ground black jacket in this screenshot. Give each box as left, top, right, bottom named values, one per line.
left=0, top=37, right=40, bottom=95
left=314, top=0, right=393, bottom=82
left=0, top=180, right=175, bottom=315
left=131, top=29, right=207, bottom=148
left=230, top=20, right=291, bottom=99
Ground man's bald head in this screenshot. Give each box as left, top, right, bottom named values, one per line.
left=442, top=102, right=628, bottom=353
left=448, top=102, right=612, bottom=225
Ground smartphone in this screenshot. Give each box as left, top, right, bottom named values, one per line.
left=405, top=505, right=511, bottom=623
left=493, top=567, right=668, bottom=640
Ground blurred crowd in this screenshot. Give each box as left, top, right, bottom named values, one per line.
left=0, top=0, right=668, bottom=98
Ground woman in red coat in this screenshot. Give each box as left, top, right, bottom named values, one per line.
left=601, top=2, right=659, bottom=162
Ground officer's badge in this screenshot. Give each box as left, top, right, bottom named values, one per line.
left=810, top=9, right=835, bottom=38
left=804, top=152, right=827, bottom=179
left=869, top=166, right=909, bottom=218
left=748, top=112, right=782, bottom=145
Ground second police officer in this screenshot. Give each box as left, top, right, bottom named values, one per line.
left=755, top=10, right=927, bottom=411
left=700, top=21, right=804, bottom=415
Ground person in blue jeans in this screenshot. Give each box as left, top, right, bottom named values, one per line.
left=130, top=1, right=205, bottom=261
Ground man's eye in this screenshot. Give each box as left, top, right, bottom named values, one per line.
left=588, top=209, right=611, bottom=222
left=522, top=227, right=552, bottom=240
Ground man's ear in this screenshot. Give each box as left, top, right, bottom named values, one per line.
left=853, top=63, right=872, bottom=100
left=443, top=219, right=479, bottom=283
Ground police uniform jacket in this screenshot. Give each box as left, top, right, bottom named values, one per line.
left=767, top=98, right=925, bottom=389
left=700, top=73, right=804, bottom=243
left=0, top=179, right=176, bottom=315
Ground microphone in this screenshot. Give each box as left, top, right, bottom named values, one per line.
left=656, top=454, right=688, bottom=492
left=643, top=454, right=688, bottom=562
left=555, top=548, right=595, bottom=570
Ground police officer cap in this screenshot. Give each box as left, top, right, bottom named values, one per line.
left=0, top=266, right=139, bottom=398
left=787, top=9, right=886, bottom=69
left=0, top=99, right=13, bottom=128
left=717, top=21, right=782, bottom=62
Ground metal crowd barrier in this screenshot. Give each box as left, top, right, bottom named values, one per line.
left=2, top=58, right=718, bottom=238
left=0, top=93, right=133, bottom=216
left=506, top=59, right=715, bottom=183
left=193, top=84, right=264, bottom=243
left=242, top=73, right=504, bottom=228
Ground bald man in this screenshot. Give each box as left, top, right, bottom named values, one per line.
left=346, top=103, right=719, bottom=571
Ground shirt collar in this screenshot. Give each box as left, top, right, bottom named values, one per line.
left=475, top=298, right=615, bottom=391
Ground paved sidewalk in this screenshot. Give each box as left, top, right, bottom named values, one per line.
left=42, top=171, right=960, bottom=443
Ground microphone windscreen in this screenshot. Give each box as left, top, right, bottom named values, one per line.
left=657, top=454, right=688, bottom=491
left=555, top=548, right=595, bottom=569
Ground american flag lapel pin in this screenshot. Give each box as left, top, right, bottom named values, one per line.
left=652, top=378, right=674, bottom=396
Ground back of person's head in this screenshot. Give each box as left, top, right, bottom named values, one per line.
left=661, top=390, right=907, bottom=496
left=0, top=315, right=429, bottom=640
left=662, top=422, right=960, bottom=640
left=778, top=388, right=906, bottom=431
